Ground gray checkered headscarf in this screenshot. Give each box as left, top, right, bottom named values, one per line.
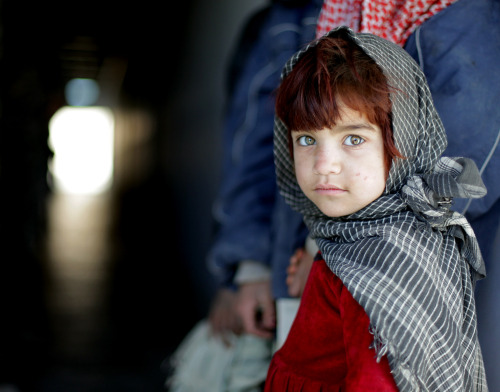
left=274, top=27, right=488, bottom=391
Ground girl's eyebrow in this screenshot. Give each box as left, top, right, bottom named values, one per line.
left=336, top=123, right=376, bottom=132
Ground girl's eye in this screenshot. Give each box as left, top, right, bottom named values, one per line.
left=344, top=135, right=365, bottom=146
left=298, top=135, right=316, bottom=146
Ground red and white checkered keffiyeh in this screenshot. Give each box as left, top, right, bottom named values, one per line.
left=316, top=0, right=457, bottom=46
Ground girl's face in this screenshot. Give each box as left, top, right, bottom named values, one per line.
left=292, top=106, right=386, bottom=218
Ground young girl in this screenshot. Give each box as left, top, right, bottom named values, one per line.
left=265, top=27, right=488, bottom=391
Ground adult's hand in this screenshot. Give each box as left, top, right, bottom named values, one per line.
left=236, top=280, right=275, bottom=339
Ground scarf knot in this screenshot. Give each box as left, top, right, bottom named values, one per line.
left=401, top=157, right=486, bottom=230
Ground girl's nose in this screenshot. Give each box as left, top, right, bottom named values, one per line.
left=313, top=147, right=341, bottom=175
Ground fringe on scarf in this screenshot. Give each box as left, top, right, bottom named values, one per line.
left=369, top=324, right=423, bottom=391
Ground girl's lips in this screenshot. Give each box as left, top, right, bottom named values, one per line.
left=314, top=185, right=346, bottom=195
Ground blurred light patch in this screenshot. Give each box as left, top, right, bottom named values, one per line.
left=65, top=78, right=100, bottom=106
left=49, top=106, right=115, bottom=194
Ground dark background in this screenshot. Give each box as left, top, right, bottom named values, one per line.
left=0, top=1, right=265, bottom=390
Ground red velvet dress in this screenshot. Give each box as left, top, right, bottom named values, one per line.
left=264, top=259, right=398, bottom=391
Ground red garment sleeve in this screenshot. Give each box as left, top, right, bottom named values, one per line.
left=340, top=285, right=399, bottom=391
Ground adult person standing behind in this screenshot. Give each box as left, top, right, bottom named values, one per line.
left=208, top=0, right=323, bottom=339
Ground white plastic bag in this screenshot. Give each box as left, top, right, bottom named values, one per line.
left=166, top=320, right=272, bottom=392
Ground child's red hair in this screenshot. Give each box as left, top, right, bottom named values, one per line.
left=275, top=36, right=403, bottom=173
